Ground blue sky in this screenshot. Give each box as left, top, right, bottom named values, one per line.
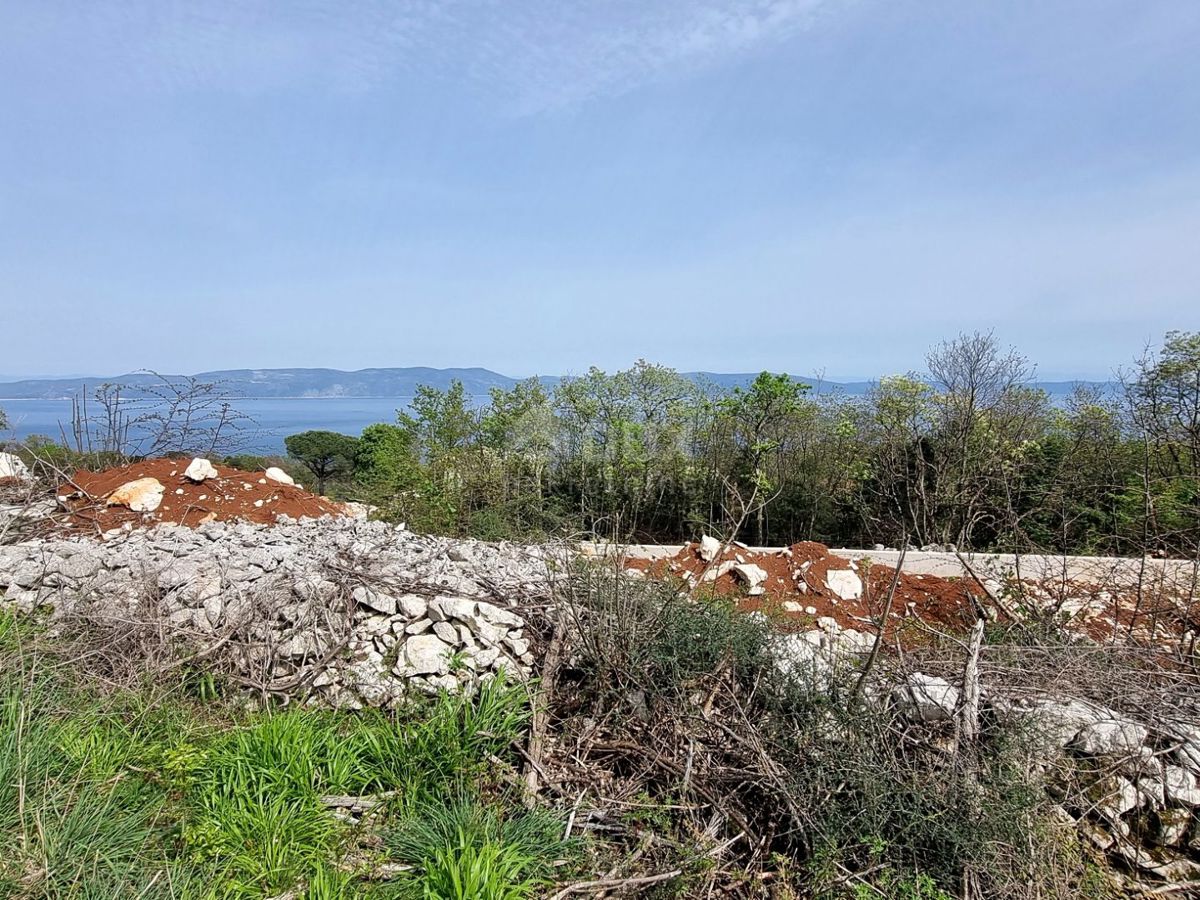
left=1, top=0, right=1197, bottom=380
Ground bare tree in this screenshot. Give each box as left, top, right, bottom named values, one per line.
left=64, top=371, right=257, bottom=460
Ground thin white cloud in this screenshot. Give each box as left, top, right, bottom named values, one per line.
left=3, top=0, right=846, bottom=111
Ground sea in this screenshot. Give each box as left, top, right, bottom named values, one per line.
left=0, top=397, right=421, bottom=453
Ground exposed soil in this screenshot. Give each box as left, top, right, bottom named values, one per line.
left=54, top=458, right=346, bottom=533
left=624, top=540, right=1200, bottom=647
left=625, top=540, right=981, bottom=638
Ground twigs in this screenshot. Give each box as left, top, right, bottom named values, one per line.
left=853, top=543, right=906, bottom=704
left=548, top=868, right=682, bottom=898
left=525, top=612, right=567, bottom=801
left=953, top=548, right=1019, bottom=622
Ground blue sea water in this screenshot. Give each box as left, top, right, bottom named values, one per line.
left=0, top=397, right=419, bottom=452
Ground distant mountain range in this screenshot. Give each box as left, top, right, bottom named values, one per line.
left=0, top=367, right=1113, bottom=401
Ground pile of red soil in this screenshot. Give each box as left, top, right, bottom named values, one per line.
left=626, top=540, right=982, bottom=638
left=55, top=458, right=346, bottom=533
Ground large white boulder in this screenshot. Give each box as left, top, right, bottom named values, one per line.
left=0, top=452, right=30, bottom=481
left=184, top=457, right=219, bottom=482
left=731, top=563, right=768, bottom=591
left=264, top=467, right=295, bottom=486
left=895, top=673, right=960, bottom=722
left=402, top=634, right=454, bottom=676
left=106, top=477, right=165, bottom=512
left=1071, top=718, right=1150, bottom=757
left=826, top=569, right=863, bottom=601
left=698, top=535, right=722, bottom=563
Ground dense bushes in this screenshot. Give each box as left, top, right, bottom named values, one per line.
left=306, top=330, right=1198, bottom=560
left=541, top=563, right=1103, bottom=898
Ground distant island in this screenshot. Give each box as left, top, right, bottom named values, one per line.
left=0, top=367, right=1110, bottom=400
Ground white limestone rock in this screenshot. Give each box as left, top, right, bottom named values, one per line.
left=1162, top=766, right=1200, bottom=807
left=352, top=585, right=397, bottom=616
left=396, top=593, right=428, bottom=619
left=107, top=478, right=165, bottom=512
left=731, top=563, right=767, bottom=590
left=826, top=569, right=863, bottom=601
left=264, top=467, right=295, bottom=486
left=0, top=452, right=30, bottom=481
left=403, top=634, right=453, bottom=676
left=1071, top=718, right=1150, bottom=757
left=184, top=458, right=219, bottom=482
left=896, top=673, right=960, bottom=723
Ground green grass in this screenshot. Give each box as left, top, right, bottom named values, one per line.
left=178, top=678, right=530, bottom=897
left=0, top=611, right=550, bottom=900
left=0, top=628, right=204, bottom=897
left=384, top=797, right=576, bottom=900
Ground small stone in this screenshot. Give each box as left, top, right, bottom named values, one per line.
left=397, top=593, right=428, bottom=619
left=107, top=478, right=165, bottom=512
left=429, top=595, right=478, bottom=624
left=403, top=634, right=453, bottom=676
left=474, top=646, right=501, bottom=669
left=476, top=603, right=523, bottom=628
left=184, top=458, right=219, bottom=482
left=405, top=618, right=433, bottom=635
left=264, top=467, right=295, bottom=486
left=826, top=569, right=863, bottom=601
left=505, top=635, right=530, bottom=656
left=432, top=621, right=460, bottom=644
left=352, top=585, right=397, bottom=615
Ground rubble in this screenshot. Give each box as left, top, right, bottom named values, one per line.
left=622, top=536, right=1200, bottom=648
left=626, top=538, right=981, bottom=639
left=0, top=516, right=550, bottom=705
left=5, top=490, right=1200, bottom=884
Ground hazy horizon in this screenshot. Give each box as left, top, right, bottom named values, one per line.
left=0, top=361, right=1126, bottom=386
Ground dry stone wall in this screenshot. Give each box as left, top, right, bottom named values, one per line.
left=0, top=517, right=553, bottom=707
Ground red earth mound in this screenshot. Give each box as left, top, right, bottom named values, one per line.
left=55, top=458, right=346, bottom=533
left=626, top=540, right=982, bottom=638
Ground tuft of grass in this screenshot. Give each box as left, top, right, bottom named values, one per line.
left=177, top=676, right=533, bottom=897
left=384, top=796, right=575, bottom=900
